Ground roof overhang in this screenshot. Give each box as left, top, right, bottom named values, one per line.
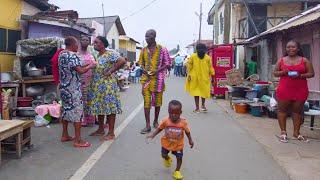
left=230, top=0, right=320, bottom=4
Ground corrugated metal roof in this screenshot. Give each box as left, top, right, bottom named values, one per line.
left=244, top=4, right=320, bottom=43
left=78, top=16, right=126, bottom=35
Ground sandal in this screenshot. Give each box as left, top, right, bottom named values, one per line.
left=201, top=106, right=208, bottom=112
left=293, top=135, right=310, bottom=143
left=90, top=131, right=105, bottom=136
left=140, top=127, right=151, bottom=134
left=279, top=134, right=288, bottom=143
left=102, top=134, right=115, bottom=141
left=153, top=121, right=159, bottom=129
left=61, top=136, right=75, bottom=142
left=73, top=141, right=91, bottom=148
left=193, top=109, right=200, bottom=114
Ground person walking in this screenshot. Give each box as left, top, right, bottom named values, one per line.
left=59, top=36, right=96, bottom=148
left=185, top=43, right=215, bottom=113
left=78, top=36, right=96, bottom=127
left=139, top=29, right=171, bottom=134
left=174, top=55, right=184, bottom=77
left=274, top=40, right=314, bottom=143
left=87, top=36, right=126, bottom=141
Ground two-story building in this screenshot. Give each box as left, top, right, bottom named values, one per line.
left=208, top=0, right=320, bottom=76
left=119, top=35, right=140, bottom=62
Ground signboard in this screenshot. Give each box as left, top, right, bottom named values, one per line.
left=216, top=77, right=228, bottom=88
left=216, top=57, right=231, bottom=67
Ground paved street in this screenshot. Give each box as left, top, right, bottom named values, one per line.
left=0, top=77, right=289, bottom=180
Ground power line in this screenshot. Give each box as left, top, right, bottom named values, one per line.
left=122, top=0, right=159, bottom=21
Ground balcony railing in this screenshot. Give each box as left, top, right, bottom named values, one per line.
left=238, top=16, right=290, bottom=39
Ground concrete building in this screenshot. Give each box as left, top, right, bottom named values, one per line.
left=242, top=5, right=320, bottom=90
left=207, top=0, right=320, bottom=74
left=119, top=35, right=139, bottom=62
left=78, top=16, right=126, bottom=51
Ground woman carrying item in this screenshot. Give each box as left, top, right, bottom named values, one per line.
left=185, top=43, right=215, bottom=113
left=274, top=40, right=314, bottom=143
left=78, top=36, right=96, bottom=127
left=87, top=36, right=126, bottom=141
left=59, top=36, right=96, bottom=148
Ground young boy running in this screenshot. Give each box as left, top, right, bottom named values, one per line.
left=147, top=100, right=194, bottom=179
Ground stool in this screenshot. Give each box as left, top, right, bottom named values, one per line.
left=304, top=109, right=320, bottom=130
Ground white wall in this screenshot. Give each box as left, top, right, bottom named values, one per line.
left=107, top=23, right=120, bottom=50
left=217, top=3, right=225, bottom=44
left=21, top=1, right=41, bottom=15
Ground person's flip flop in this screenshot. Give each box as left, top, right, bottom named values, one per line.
left=102, top=134, right=115, bottom=141
left=193, top=109, right=200, bottom=114
left=293, top=135, right=310, bottom=143
left=140, top=127, right=151, bottom=134
left=201, top=107, right=208, bottom=112
left=61, top=136, right=75, bottom=142
left=73, top=141, right=91, bottom=148
left=89, top=131, right=105, bottom=136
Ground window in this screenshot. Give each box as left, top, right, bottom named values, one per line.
left=0, top=28, right=21, bottom=53
left=301, top=44, right=311, bottom=60
left=219, top=12, right=224, bottom=34
left=112, top=39, right=115, bottom=49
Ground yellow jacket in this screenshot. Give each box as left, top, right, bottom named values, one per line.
left=185, top=53, right=215, bottom=98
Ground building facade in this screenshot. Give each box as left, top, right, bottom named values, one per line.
left=119, top=35, right=139, bottom=62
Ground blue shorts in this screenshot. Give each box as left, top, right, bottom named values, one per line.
left=161, top=147, right=183, bottom=158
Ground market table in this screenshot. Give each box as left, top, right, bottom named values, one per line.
left=304, top=109, right=320, bottom=130
left=0, top=120, right=25, bottom=166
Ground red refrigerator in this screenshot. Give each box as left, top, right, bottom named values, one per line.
left=209, top=44, right=234, bottom=96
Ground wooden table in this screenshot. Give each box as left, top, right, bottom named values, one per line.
left=0, top=120, right=25, bottom=166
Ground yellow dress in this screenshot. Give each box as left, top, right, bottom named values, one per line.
left=185, top=53, right=215, bottom=98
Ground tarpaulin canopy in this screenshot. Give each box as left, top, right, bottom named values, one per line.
left=16, top=37, right=64, bottom=57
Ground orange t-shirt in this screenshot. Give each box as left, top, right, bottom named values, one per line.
left=159, top=117, right=190, bottom=151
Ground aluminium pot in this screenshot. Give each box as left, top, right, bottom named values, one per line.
left=17, top=107, right=36, bottom=117
left=1, top=72, right=14, bottom=82
left=26, top=85, right=45, bottom=97
left=27, top=69, right=43, bottom=77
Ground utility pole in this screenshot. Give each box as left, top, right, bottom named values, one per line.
left=102, top=3, right=106, bottom=37
left=195, top=2, right=203, bottom=42
left=199, top=2, right=203, bottom=41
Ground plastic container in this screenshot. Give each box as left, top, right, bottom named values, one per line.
left=234, top=103, right=248, bottom=114
left=17, top=97, right=33, bottom=107
left=250, top=106, right=264, bottom=117
left=245, top=90, right=257, bottom=100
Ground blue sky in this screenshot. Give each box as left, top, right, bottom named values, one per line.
left=49, top=0, right=214, bottom=49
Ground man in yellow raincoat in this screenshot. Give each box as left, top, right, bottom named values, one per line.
left=185, top=43, right=215, bottom=113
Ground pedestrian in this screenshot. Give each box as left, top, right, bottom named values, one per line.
left=274, top=40, right=314, bottom=143
left=87, top=36, right=126, bottom=141
left=138, top=29, right=171, bottom=134
left=185, top=43, right=215, bottom=113
left=174, top=54, right=183, bottom=77
left=78, top=35, right=96, bottom=127
left=147, top=100, right=194, bottom=180
left=246, top=55, right=258, bottom=78
left=59, top=36, right=96, bottom=148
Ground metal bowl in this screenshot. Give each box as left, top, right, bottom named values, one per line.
left=26, top=85, right=45, bottom=97
left=27, top=69, right=43, bottom=77
left=17, top=107, right=36, bottom=117
left=1, top=72, right=14, bottom=82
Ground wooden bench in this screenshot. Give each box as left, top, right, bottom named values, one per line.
left=0, top=120, right=25, bottom=166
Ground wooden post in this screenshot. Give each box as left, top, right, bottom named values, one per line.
left=16, top=132, right=22, bottom=158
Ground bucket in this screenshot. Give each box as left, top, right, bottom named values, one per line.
left=234, top=103, right=248, bottom=114
left=250, top=106, right=264, bottom=117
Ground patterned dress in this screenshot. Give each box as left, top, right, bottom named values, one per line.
left=86, top=50, right=122, bottom=115
left=78, top=51, right=96, bottom=125
left=58, top=51, right=83, bottom=122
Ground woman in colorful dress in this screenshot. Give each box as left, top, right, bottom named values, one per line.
left=59, top=36, right=96, bottom=148
left=78, top=36, right=96, bottom=127
left=87, top=36, right=126, bottom=141
left=274, top=40, right=314, bottom=143
left=185, top=43, right=215, bottom=113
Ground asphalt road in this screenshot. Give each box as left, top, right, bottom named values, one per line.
left=0, top=77, right=289, bottom=180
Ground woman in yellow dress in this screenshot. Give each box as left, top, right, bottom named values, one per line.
left=185, top=43, right=215, bottom=113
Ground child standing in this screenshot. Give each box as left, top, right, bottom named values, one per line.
left=147, top=100, right=194, bottom=180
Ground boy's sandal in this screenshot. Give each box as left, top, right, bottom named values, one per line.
left=74, top=141, right=91, bottom=148
left=279, top=134, right=288, bottom=143
left=140, top=127, right=151, bottom=134
left=61, top=136, right=75, bottom=142
left=293, top=135, right=310, bottom=143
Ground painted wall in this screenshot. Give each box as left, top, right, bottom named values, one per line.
left=0, top=0, right=22, bottom=72
left=267, top=3, right=302, bottom=29
left=28, top=23, right=62, bottom=38
left=21, top=1, right=41, bottom=15
left=107, top=23, right=120, bottom=50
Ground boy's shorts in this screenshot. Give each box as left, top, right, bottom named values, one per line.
left=161, top=147, right=183, bottom=158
